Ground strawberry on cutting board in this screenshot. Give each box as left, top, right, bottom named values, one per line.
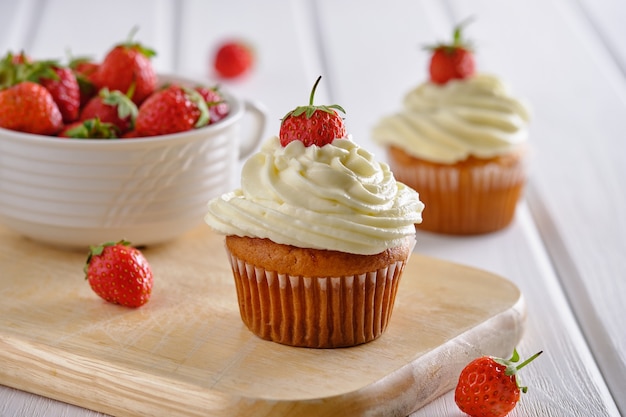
left=279, top=75, right=346, bottom=147
left=455, top=348, right=543, bottom=417
left=84, top=240, right=153, bottom=308
left=425, top=19, right=476, bottom=85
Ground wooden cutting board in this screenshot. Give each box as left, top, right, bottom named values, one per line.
left=0, top=224, right=525, bottom=417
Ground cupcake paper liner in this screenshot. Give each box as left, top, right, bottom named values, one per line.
left=227, top=250, right=407, bottom=348
left=389, top=154, right=526, bottom=235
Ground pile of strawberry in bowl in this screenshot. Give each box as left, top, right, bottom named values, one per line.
left=0, top=32, right=266, bottom=249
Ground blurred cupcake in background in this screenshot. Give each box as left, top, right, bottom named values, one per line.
left=372, top=20, right=531, bottom=235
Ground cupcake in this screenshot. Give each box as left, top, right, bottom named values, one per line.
left=372, top=21, right=531, bottom=235
left=205, top=77, right=424, bottom=348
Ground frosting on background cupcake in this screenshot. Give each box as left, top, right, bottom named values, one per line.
left=372, top=74, right=531, bottom=164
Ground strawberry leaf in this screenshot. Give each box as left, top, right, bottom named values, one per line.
left=423, top=17, right=475, bottom=52
left=184, top=87, right=210, bottom=128
left=100, top=88, right=139, bottom=122
left=281, top=76, right=345, bottom=121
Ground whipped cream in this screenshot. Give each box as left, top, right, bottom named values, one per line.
left=204, top=136, right=424, bottom=255
left=371, top=74, right=531, bottom=164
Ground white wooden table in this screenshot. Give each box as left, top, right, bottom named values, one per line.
left=0, top=0, right=623, bottom=416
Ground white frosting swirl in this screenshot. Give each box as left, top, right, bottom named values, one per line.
left=372, top=74, right=531, bottom=164
left=205, top=136, right=424, bottom=255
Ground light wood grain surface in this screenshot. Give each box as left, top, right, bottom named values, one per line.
left=0, top=0, right=623, bottom=416
left=0, top=224, right=525, bottom=417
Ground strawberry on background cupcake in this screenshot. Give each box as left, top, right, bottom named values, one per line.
left=372, top=20, right=531, bottom=235
left=205, top=77, right=424, bottom=349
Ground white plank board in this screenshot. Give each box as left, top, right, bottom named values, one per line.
left=313, top=0, right=620, bottom=415
left=443, top=0, right=626, bottom=411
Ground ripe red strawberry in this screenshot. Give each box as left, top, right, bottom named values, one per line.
left=0, top=81, right=63, bottom=135
left=71, top=58, right=99, bottom=79
left=8, top=51, right=31, bottom=65
left=426, top=20, right=476, bottom=85
left=84, top=240, right=153, bottom=308
left=135, top=84, right=209, bottom=136
left=195, top=85, right=230, bottom=124
left=121, top=129, right=139, bottom=138
left=94, top=29, right=157, bottom=105
left=279, top=76, right=346, bottom=147
left=80, top=88, right=138, bottom=134
left=69, top=57, right=100, bottom=107
left=213, top=40, right=254, bottom=79
left=59, top=118, right=120, bottom=139
left=455, top=349, right=543, bottom=417
left=35, top=64, right=81, bottom=123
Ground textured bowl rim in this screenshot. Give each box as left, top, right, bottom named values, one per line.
left=0, top=73, right=244, bottom=149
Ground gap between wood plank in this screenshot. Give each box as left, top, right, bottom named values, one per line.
left=526, top=182, right=624, bottom=416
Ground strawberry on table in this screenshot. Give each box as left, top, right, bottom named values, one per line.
left=0, top=81, right=63, bottom=135
left=85, top=240, right=153, bottom=308
left=425, top=19, right=476, bottom=85
left=455, top=348, right=543, bottom=417
left=93, top=28, right=157, bottom=105
left=279, top=75, right=346, bottom=147
left=80, top=88, right=138, bottom=134
left=213, top=40, right=254, bottom=79
left=135, top=84, right=209, bottom=136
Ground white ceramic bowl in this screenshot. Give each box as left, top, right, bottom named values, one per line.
left=0, top=75, right=267, bottom=249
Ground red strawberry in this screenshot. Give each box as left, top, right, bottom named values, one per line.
left=69, top=57, right=100, bottom=107
left=455, top=348, right=543, bottom=417
left=84, top=240, right=153, bottom=308
left=80, top=88, right=138, bottom=134
left=279, top=76, right=346, bottom=147
left=12, top=51, right=31, bottom=64
left=0, top=81, right=63, bottom=135
left=195, top=85, right=229, bottom=124
left=71, top=59, right=99, bottom=78
left=135, top=84, right=209, bottom=136
left=426, top=19, right=476, bottom=85
left=59, top=118, right=120, bottom=139
left=121, top=129, right=139, bottom=138
left=94, top=28, right=157, bottom=105
left=213, top=40, right=254, bottom=79
left=36, top=64, right=81, bottom=122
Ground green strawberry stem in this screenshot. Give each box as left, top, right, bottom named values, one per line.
left=282, top=75, right=345, bottom=120
left=515, top=350, right=543, bottom=371
left=121, top=26, right=156, bottom=58
left=309, top=75, right=322, bottom=106
left=424, top=17, right=475, bottom=52
left=100, top=87, right=139, bottom=122
left=452, top=17, right=474, bottom=47
left=498, top=348, right=543, bottom=394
